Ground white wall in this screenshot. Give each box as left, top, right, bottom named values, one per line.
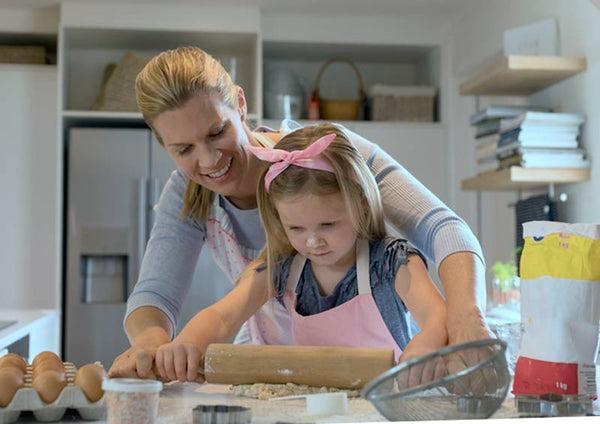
left=450, top=0, right=600, bottom=275
left=0, top=65, right=59, bottom=309
left=0, top=6, right=59, bottom=34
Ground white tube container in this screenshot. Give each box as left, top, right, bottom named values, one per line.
left=102, top=378, right=163, bottom=424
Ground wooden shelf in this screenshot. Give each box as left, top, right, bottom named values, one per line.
left=461, top=167, right=590, bottom=191
left=459, top=55, right=587, bottom=96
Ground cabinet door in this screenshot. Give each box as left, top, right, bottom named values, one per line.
left=66, top=128, right=148, bottom=367
left=0, top=66, right=58, bottom=310
left=151, top=140, right=234, bottom=335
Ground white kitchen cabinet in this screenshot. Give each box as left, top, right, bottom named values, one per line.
left=58, top=0, right=262, bottom=123
left=0, top=64, right=59, bottom=311
left=263, top=41, right=441, bottom=121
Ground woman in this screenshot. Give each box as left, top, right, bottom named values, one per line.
left=108, top=46, right=491, bottom=379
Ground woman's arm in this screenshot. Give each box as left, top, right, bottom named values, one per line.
left=108, top=306, right=172, bottom=379
left=154, top=259, right=272, bottom=382
left=439, top=251, right=491, bottom=345
left=394, top=254, right=447, bottom=362
left=345, top=127, right=493, bottom=343
left=109, top=170, right=205, bottom=378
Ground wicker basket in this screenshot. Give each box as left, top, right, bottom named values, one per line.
left=0, top=45, right=46, bottom=64
left=369, top=85, right=436, bottom=122
left=313, top=58, right=365, bottom=121
left=90, top=51, right=149, bottom=111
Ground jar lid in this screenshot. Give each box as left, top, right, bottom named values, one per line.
left=102, top=378, right=163, bottom=393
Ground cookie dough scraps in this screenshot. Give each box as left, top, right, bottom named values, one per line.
left=231, top=382, right=360, bottom=400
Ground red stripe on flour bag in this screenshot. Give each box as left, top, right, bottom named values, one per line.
left=512, top=356, right=578, bottom=396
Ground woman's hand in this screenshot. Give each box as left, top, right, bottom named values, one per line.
left=155, top=341, right=205, bottom=383
left=447, top=305, right=494, bottom=346
left=108, top=343, right=160, bottom=379
left=396, top=337, right=447, bottom=388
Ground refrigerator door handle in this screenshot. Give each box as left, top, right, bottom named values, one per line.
left=136, top=177, right=148, bottom=290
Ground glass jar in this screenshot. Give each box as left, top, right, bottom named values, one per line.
left=491, top=276, right=520, bottom=310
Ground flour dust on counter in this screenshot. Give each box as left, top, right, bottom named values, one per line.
left=232, top=382, right=360, bottom=400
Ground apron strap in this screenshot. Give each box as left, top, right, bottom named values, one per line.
left=356, top=238, right=371, bottom=295
left=286, top=253, right=307, bottom=292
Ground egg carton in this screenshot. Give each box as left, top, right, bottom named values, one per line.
left=0, top=362, right=105, bottom=423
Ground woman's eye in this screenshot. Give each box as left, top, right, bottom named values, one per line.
left=209, top=124, right=227, bottom=139
left=177, top=146, right=191, bottom=155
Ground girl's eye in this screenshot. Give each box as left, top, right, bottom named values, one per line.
left=288, top=226, right=303, bottom=232
left=321, top=222, right=336, bottom=227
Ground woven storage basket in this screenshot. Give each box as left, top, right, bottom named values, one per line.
left=313, top=58, right=365, bottom=121
left=369, top=85, right=436, bottom=122
left=0, top=45, right=46, bottom=64
left=90, top=51, right=149, bottom=112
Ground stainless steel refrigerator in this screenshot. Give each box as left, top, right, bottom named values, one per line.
left=65, top=127, right=232, bottom=368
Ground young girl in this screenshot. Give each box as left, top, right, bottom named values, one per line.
left=154, top=123, right=447, bottom=383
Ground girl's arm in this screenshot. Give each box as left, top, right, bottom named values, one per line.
left=155, top=259, right=272, bottom=382
left=395, top=254, right=448, bottom=362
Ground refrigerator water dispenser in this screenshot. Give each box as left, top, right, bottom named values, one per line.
left=80, top=227, right=129, bottom=304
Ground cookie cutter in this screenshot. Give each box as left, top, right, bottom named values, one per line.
left=515, top=393, right=593, bottom=417
left=192, top=404, right=251, bottom=424
left=457, top=395, right=502, bottom=414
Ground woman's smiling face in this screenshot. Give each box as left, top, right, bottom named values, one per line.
left=152, top=90, right=260, bottom=209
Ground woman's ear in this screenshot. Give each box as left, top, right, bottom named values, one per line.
left=236, top=86, right=247, bottom=121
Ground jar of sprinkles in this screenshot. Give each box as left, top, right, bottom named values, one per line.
left=102, top=378, right=163, bottom=423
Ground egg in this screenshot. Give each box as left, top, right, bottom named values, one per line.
left=32, top=358, right=65, bottom=380
left=33, top=369, right=67, bottom=403
left=0, top=367, right=24, bottom=407
left=32, top=351, right=62, bottom=368
left=74, top=363, right=107, bottom=402
left=0, top=353, right=28, bottom=374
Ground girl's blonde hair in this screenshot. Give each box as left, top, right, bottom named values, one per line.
left=135, top=46, right=237, bottom=222
left=256, top=123, right=387, bottom=293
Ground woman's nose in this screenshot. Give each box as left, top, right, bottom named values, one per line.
left=196, top=145, right=222, bottom=169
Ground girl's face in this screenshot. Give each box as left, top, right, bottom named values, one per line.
left=153, top=89, right=260, bottom=209
left=274, top=192, right=358, bottom=270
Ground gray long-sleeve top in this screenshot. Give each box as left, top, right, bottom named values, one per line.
left=125, top=123, right=484, bottom=332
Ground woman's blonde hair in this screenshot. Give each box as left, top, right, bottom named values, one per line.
left=256, top=123, right=386, bottom=294
left=135, top=46, right=237, bottom=222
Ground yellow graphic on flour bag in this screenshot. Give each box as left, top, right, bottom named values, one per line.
left=520, top=223, right=600, bottom=281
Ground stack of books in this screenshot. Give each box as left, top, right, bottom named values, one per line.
left=471, top=105, right=551, bottom=174
left=497, top=112, right=588, bottom=169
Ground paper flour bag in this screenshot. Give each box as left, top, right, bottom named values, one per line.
left=513, top=221, right=600, bottom=398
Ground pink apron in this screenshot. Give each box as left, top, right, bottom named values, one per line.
left=283, top=238, right=403, bottom=361
left=204, top=132, right=292, bottom=345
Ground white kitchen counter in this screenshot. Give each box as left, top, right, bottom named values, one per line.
left=11, top=382, right=533, bottom=423
left=0, top=309, right=60, bottom=361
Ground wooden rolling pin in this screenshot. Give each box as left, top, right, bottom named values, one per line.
left=202, top=344, right=395, bottom=389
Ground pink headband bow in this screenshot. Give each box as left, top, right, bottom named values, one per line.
left=247, top=133, right=336, bottom=191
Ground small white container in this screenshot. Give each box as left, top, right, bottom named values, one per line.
left=102, top=378, right=162, bottom=424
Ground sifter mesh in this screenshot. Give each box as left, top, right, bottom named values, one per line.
left=362, top=339, right=510, bottom=421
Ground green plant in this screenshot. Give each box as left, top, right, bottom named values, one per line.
left=491, top=247, right=521, bottom=292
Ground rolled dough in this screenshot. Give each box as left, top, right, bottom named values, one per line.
left=232, top=382, right=360, bottom=400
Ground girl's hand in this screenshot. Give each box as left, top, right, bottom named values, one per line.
left=155, top=341, right=204, bottom=383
